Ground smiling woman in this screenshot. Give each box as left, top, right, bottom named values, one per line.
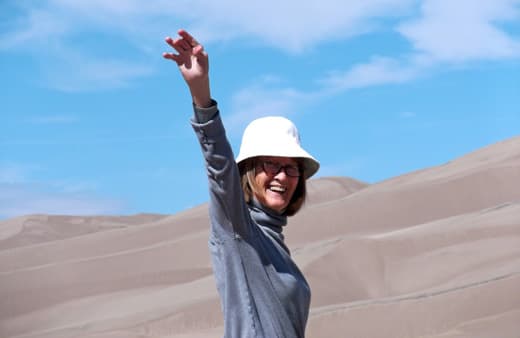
left=163, top=29, right=319, bottom=337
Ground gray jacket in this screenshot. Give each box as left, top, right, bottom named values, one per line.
left=191, top=102, right=310, bottom=338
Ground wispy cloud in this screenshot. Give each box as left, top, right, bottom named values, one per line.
left=0, top=5, right=69, bottom=49
left=180, top=0, right=415, bottom=52
left=215, top=0, right=520, bottom=115
left=0, top=183, right=125, bottom=219
left=0, top=163, right=125, bottom=219
left=398, top=0, right=520, bottom=62
left=1, top=0, right=518, bottom=93
left=226, top=76, right=315, bottom=132
left=319, top=56, right=423, bottom=92
left=41, top=55, right=155, bottom=92
left=1, top=0, right=414, bottom=51
left=319, top=0, right=520, bottom=91
left=0, top=0, right=413, bottom=91
left=1, top=0, right=161, bottom=91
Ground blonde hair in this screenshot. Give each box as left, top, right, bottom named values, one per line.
left=238, top=158, right=306, bottom=216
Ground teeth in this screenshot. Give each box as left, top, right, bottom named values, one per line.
left=270, top=186, right=286, bottom=193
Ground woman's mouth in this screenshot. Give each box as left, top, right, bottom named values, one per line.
left=269, top=185, right=287, bottom=193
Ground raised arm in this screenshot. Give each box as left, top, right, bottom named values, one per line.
left=163, top=29, right=253, bottom=238
left=163, top=29, right=212, bottom=108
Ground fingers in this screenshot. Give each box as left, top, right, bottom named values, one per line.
left=166, top=30, right=201, bottom=50
left=162, top=52, right=181, bottom=65
left=164, top=36, right=189, bottom=53
left=163, top=29, right=206, bottom=65
left=162, top=36, right=187, bottom=65
left=162, top=37, right=181, bottom=65
left=177, top=29, right=199, bottom=48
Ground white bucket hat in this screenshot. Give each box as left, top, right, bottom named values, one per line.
left=236, top=116, right=320, bottom=179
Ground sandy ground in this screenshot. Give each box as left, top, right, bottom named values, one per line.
left=1, top=136, right=519, bottom=338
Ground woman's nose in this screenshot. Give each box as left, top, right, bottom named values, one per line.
left=274, top=168, right=289, bottom=179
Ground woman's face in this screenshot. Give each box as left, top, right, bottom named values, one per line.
left=253, top=156, right=300, bottom=213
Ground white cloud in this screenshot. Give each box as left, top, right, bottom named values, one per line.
left=318, top=0, right=520, bottom=91
left=224, top=75, right=329, bottom=134
left=179, top=0, right=414, bottom=52
left=0, top=1, right=161, bottom=91
left=0, top=6, right=69, bottom=49
left=224, top=2, right=520, bottom=124
left=319, top=56, right=422, bottom=91
left=224, top=57, right=419, bottom=129
left=0, top=0, right=414, bottom=91
left=228, top=83, right=304, bottom=129
left=398, top=0, right=520, bottom=62
left=2, top=0, right=414, bottom=46
left=1, top=0, right=518, bottom=92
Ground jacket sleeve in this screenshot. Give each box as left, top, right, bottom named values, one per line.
left=190, top=101, right=253, bottom=240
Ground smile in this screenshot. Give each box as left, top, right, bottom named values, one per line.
left=269, top=185, right=287, bottom=193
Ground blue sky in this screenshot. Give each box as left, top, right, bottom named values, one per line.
left=1, top=0, right=519, bottom=219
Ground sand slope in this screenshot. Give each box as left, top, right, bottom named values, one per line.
left=1, top=136, right=519, bottom=338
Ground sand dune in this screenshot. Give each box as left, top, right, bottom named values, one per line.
left=1, top=136, right=519, bottom=337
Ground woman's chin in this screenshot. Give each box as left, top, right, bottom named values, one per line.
left=264, top=198, right=289, bottom=213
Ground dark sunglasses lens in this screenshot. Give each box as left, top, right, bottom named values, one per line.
left=285, top=167, right=300, bottom=177
left=263, top=162, right=279, bottom=174
left=263, top=162, right=300, bottom=177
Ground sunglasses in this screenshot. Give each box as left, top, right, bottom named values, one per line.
left=259, top=160, right=301, bottom=178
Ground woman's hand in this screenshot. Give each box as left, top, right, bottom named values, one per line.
left=163, top=29, right=212, bottom=108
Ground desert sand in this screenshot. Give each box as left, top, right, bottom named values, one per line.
left=1, top=136, right=519, bottom=338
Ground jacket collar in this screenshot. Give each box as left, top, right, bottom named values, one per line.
left=248, top=198, right=289, bottom=250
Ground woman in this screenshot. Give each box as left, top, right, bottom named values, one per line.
left=163, top=29, right=319, bottom=338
